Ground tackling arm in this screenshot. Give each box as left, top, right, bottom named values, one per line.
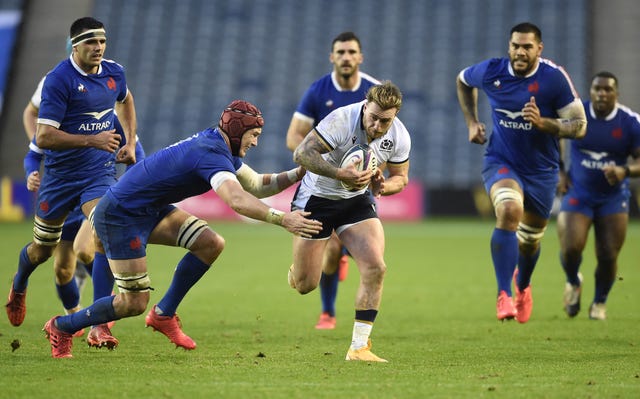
left=213, top=175, right=322, bottom=237
left=235, top=163, right=304, bottom=198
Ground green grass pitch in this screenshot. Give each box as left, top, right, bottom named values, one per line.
left=0, top=219, right=638, bottom=398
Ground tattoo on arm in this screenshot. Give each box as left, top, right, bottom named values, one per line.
left=294, top=133, right=337, bottom=178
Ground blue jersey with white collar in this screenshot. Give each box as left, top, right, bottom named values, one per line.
left=295, top=71, right=379, bottom=125
left=460, top=57, right=580, bottom=174
left=38, top=56, right=128, bottom=179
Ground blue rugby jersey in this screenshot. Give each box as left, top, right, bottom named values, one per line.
left=294, top=71, right=379, bottom=125
left=38, top=56, right=128, bottom=179
left=568, top=101, right=640, bottom=196
left=460, top=58, right=580, bottom=174
left=106, top=127, right=243, bottom=212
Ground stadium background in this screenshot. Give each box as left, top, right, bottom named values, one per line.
left=0, top=0, right=639, bottom=219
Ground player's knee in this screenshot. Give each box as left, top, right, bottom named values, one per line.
left=29, top=242, right=55, bottom=265
left=362, top=261, right=387, bottom=283
left=177, top=216, right=219, bottom=258
left=292, top=272, right=318, bottom=295
left=113, top=271, right=152, bottom=314
left=119, top=293, right=149, bottom=317
left=492, top=188, right=523, bottom=224
left=295, top=281, right=317, bottom=295
left=203, top=233, right=225, bottom=263
left=53, top=264, right=75, bottom=284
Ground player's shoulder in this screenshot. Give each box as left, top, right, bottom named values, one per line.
left=359, top=71, right=380, bottom=86
left=101, top=58, right=126, bottom=73
left=308, top=73, right=333, bottom=89
left=616, top=103, right=640, bottom=126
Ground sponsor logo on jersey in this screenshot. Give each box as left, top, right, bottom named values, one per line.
left=579, top=149, right=615, bottom=169
left=496, top=108, right=532, bottom=130
left=77, top=83, right=87, bottom=93
left=528, top=81, right=539, bottom=94
left=79, top=108, right=113, bottom=132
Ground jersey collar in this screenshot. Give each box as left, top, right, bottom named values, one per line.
left=331, top=71, right=362, bottom=92
left=69, top=54, right=103, bottom=76
left=589, top=102, right=618, bottom=121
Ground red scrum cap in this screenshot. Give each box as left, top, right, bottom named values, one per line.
left=218, top=100, right=264, bottom=156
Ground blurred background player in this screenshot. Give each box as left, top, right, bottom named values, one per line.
left=5, top=17, right=137, bottom=351
left=456, top=22, right=586, bottom=323
left=43, top=100, right=322, bottom=358
left=286, top=31, right=379, bottom=329
left=289, top=81, right=411, bottom=362
left=557, top=71, right=640, bottom=320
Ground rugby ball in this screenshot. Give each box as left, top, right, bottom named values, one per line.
left=339, top=144, right=378, bottom=191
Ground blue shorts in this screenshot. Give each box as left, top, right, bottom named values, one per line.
left=60, top=206, right=85, bottom=241
left=93, top=192, right=175, bottom=260
left=560, top=185, right=630, bottom=218
left=36, top=173, right=116, bottom=221
left=300, top=194, right=377, bottom=239
left=482, top=157, right=558, bottom=219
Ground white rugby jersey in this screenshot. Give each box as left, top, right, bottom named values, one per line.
left=294, top=100, right=411, bottom=205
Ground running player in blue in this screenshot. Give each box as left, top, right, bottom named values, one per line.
left=6, top=18, right=137, bottom=349
left=24, top=114, right=145, bottom=334
left=286, top=32, right=379, bottom=330
left=456, top=22, right=587, bottom=323
left=42, top=100, right=322, bottom=358
left=557, top=71, right=640, bottom=320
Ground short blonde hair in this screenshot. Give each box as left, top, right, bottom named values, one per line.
left=366, top=80, right=403, bottom=111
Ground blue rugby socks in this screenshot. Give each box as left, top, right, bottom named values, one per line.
left=517, top=247, right=540, bottom=290
left=56, top=295, right=118, bottom=333
left=56, top=279, right=80, bottom=312
left=92, top=252, right=114, bottom=301
left=490, top=228, right=518, bottom=296
left=156, top=252, right=210, bottom=316
left=319, top=271, right=339, bottom=317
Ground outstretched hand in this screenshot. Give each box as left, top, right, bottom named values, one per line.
left=281, top=210, right=322, bottom=238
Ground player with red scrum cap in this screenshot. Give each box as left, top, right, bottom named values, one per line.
left=43, top=99, right=322, bottom=358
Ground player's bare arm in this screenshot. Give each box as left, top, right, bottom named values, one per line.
left=376, top=161, right=409, bottom=197
left=286, top=117, right=313, bottom=152
left=235, top=163, right=304, bottom=198
left=522, top=97, right=587, bottom=139
left=114, top=90, right=137, bottom=164
left=294, top=130, right=372, bottom=187
left=36, top=123, right=121, bottom=152
left=456, top=76, right=487, bottom=144
left=23, top=102, right=39, bottom=141
left=216, top=177, right=322, bottom=238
